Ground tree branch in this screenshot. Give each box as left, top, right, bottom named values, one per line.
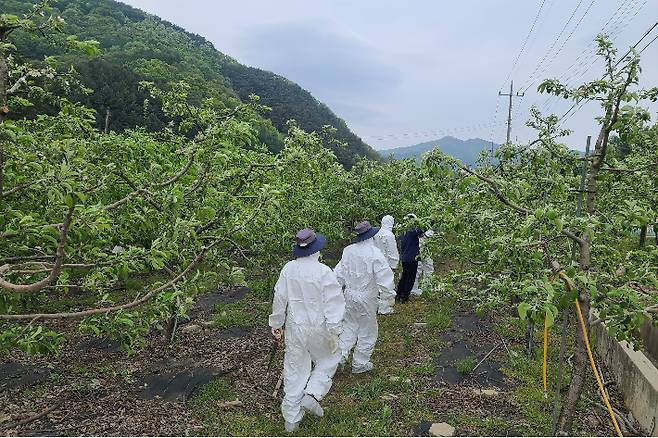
left=0, top=241, right=218, bottom=320
left=0, top=204, right=75, bottom=293
left=196, top=163, right=275, bottom=234
left=459, top=164, right=587, bottom=247
left=1, top=178, right=47, bottom=197
left=458, top=164, right=531, bottom=215
left=600, top=161, right=658, bottom=173
left=153, top=144, right=196, bottom=188
left=116, top=172, right=162, bottom=212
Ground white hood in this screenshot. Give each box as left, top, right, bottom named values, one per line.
left=381, top=215, right=395, bottom=231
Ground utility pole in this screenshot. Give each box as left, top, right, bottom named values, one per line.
left=499, top=81, right=524, bottom=144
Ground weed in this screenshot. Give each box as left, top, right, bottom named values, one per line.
left=412, top=361, right=435, bottom=376
left=455, top=355, right=477, bottom=374
left=213, top=301, right=268, bottom=329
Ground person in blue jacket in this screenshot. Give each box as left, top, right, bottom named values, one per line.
left=396, top=214, right=424, bottom=303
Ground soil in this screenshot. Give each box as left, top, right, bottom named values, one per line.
left=0, top=287, right=645, bottom=436
left=76, top=337, right=121, bottom=353
left=0, top=363, right=51, bottom=392
left=182, top=286, right=251, bottom=323
left=0, top=286, right=276, bottom=436
left=136, top=359, right=233, bottom=402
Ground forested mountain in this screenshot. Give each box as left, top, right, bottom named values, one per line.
left=4, top=0, right=379, bottom=167
left=383, top=136, right=498, bottom=165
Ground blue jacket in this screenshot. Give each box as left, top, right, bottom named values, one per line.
left=400, top=228, right=424, bottom=263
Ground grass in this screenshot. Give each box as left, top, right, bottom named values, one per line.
left=449, top=413, right=517, bottom=436
left=190, top=282, right=450, bottom=436
left=189, top=275, right=619, bottom=437
left=213, top=300, right=270, bottom=329
left=455, top=356, right=477, bottom=374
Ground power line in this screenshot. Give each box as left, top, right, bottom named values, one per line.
left=552, top=0, right=642, bottom=90
left=489, top=97, right=501, bottom=149
left=521, top=0, right=597, bottom=95
left=363, top=120, right=507, bottom=142
left=500, top=0, right=551, bottom=89
left=508, top=0, right=593, bottom=128
left=518, top=0, right=646, bottom=123
left=558, top=18, right=658, bottom=126
left=491, top=0, right=553, bottom=145
left=538, top=0, right=643, bottom=115
left=517, top=0, right=586, bottom=93
left=512, top=0, right=598, bottom=122
left=639, top=33, right=658, bottom=53
left=615, top=16, right=658, bottom=65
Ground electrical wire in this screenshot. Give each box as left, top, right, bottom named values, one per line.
left=518, top=0, right=647, bottom=125
left=517, top=0, right=586, bottom=93
left=558, top=18, right=658, bottom=125
left=536, top=0, right=637, bottom=114
left=539, top=0, right=645, bottom=116
left=500, top=0, right=551, bottom=89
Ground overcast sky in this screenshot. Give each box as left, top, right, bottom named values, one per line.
left=122, top=0, right=658, bottom=151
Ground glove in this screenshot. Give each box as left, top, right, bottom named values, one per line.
left=329, top=334, right=339, bottom=354
left=328, top=325, right=342, bottom=336
left=327, top=325, right=341, bottom=354
left=271, top=327, right=283, bottom=342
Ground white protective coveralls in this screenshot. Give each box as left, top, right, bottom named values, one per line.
left=269, top=252, right=346, bottom=427
left=411, top=230, right=435, bottom=296
left=373, top=215, right=400, bottom=314
left=334, top=238, right=395, bottom=372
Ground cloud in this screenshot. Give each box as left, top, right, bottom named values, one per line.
left=235, top=21, right=402, bottom=103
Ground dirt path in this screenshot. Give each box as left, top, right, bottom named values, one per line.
left=0, top=282, right=642, bottom=436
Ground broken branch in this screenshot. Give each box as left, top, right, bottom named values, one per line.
left=0, top=204, right=75, bottom=293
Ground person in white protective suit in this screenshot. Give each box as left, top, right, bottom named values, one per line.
left=269, top=228, right=346, bottom=433
left=411, top=229, right=435, bottom=296
left=334, top=220, right=395, bottom=373
left=373, top=215, right=399, bottom=314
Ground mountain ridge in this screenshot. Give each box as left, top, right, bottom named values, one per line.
left=382, top=136, right=498, bottom=165
left=5, top=0, right=379, bottom=167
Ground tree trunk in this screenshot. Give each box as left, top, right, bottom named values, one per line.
left=527, top=322, right=535, bottom=359
left=639, top=225, right=648, bottom=247
left=654, top=224, right=658, bottom=246
left=558, top=79, right=616, bottom=431
left=0, top=51, right=8, bottom=120
left=559, top=293, right=591, bottom=434
left=585, top=125, right=611, bottom=215
left=0, top=52, right=8, bottom=203
left=104, top=108, right=110, bottom=134
left=558, top=230, right=592, bottom=435
left=163, top=317, right=176, bottom=343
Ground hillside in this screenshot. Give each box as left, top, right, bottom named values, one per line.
left=383, top=136, right=498, bottom=165
left=4, top=0, right=378, bottom=167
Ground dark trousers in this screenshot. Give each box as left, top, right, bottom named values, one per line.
left=397, top=261, right=418, bottom=302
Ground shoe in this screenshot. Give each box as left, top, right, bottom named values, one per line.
left=284, top=421, right=299, bottom=433
left=338, top=355, right=347, bottom=372
left=301, top=394, right=324, bottom=417
left=352, top=362, right=374, bottom=374
left=411, top=289, right=422, bottom=296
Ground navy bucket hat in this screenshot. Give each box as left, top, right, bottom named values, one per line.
left=292, top=228, right=327, bottom=258
left=352, top=220, right=380, bottom=243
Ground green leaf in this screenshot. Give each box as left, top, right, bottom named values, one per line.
left=544, top=309, right=555, bottom=328
left=518, top=302, right=530, bottom=320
